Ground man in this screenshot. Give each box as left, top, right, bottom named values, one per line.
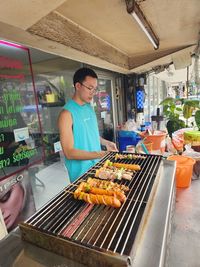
left=58, top=67, right=118, bottom=183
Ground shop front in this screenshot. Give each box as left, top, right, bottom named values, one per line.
left=0, top=40, right=125, bottom=235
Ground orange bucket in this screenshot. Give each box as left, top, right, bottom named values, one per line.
left=136, top=140, right=153, bottom=154
left=167, top=155, right=196, bottom=188
left=143, top=140, right=153, bottom=152
left=143, top=131, right=166, bottom=154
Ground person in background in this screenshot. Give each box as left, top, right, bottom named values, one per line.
left=58, top=67, right=118, bottom=183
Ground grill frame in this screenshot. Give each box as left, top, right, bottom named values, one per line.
left=19, top=153, right=176, bottom=267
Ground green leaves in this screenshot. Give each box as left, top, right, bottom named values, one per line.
left=195, top=110, right=200, bottom=130
left=167, top=119, right=186, bottom=137
left=184, top=99, right=200, bottom=107
left=182, top=99, right=200, bottom=119
left=160, top=98, right=200, bottom=120
left=160, top=98, right=182, bottom=120
left=160, top=97, right=200, bottom=135
left=159, top=97, right=175, bottom=106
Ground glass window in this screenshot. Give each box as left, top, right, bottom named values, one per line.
left=0, top=41, right=44, bottom=179
left=92, top=79, right=115, bottom=142
left=0, top=41, right=44, bottom=232
left=145, top=75, right=168, bottom=120
left=31, top=59, right=81, bottom=164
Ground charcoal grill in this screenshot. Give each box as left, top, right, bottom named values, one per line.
left=19, top=152, right=176, bottom=267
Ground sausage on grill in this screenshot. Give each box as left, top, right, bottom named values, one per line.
left=113, top=162, right=141, bottom=171
left=74, top=190, right=121, bottom=208
left=78, top=182, right=126, bottom=203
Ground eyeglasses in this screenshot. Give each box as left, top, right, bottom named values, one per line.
left=80, top=83, right=98, bottom=93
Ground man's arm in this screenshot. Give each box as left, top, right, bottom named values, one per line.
left=100, top=137, right=118, bottom=151
left=58, top=110, right=106, bottom=160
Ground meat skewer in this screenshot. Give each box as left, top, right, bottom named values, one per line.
left=77, top=182, right=126, bottom=203
left=114, top=153, right=146, bottom=160
left=86, top=177, right=129, bottom=192
left=103, top=159, right=141, bottom=171
left=94, top=160, right=140, bottom=180
left=95, top=166, right=134, bottom=181
left=74, top=190, right=121, bottom=208
left=112, top=162, right=141, bottom=171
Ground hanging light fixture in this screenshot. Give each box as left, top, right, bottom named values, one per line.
left=125, top=0, right=159, bottom=50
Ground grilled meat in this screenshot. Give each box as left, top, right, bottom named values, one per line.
left=86, top=177, right=129, bottom=192
left=95, top=166, right=133, bottom=181
left=77, top=182, right=126, bottom=203
left=112, top=162, right=141, bottom=171
left=74, top=190, right=121, bottom=208
left=114, top=153, right=146, bottom=160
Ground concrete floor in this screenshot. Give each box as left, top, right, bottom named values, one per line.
left=168, top=178, right=200, bottom=267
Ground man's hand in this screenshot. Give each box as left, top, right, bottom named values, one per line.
left=100, top=137, right=118, bottom=152
left=104, top=140, right=118, bottom=152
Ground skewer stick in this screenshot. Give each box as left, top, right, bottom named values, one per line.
left=65, top=190, right=73, bottom=194
left=69, top=179, right=85, bottom=186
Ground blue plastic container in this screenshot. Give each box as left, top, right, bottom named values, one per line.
left=145, top=122, right=151, bottom=127
left=117, top=131, right=141, bottom=152
left=118, top=131, right=136, bottom=138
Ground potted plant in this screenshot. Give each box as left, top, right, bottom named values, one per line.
left=159, top=97, right=185, bottom=137
left=160, top=97, right=200, bottom=137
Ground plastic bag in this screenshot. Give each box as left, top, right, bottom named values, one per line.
left=124, top=119, right=138, bottom=131
left=166, top=136, right=177, bottom=154
left=172, top=128, right=193, bottom=152
left=172, top=133, right=184, bottom=151
left=183, top=144, right=200, bottom=160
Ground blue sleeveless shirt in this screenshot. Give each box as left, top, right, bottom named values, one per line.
left=63, top=99, right=101, bottom=182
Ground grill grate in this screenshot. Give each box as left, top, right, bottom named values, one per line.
left=23, top=152, right=162, bottom=258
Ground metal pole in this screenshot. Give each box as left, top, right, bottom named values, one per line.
left=187, top=66, right=189, bottom=98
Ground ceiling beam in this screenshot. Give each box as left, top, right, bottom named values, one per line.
left=0, top=21, right=129, bottom=74
left=28, top=11, right=129, bottom=70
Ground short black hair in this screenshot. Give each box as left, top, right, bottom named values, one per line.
left=73, top=67, right=98, bottom=86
